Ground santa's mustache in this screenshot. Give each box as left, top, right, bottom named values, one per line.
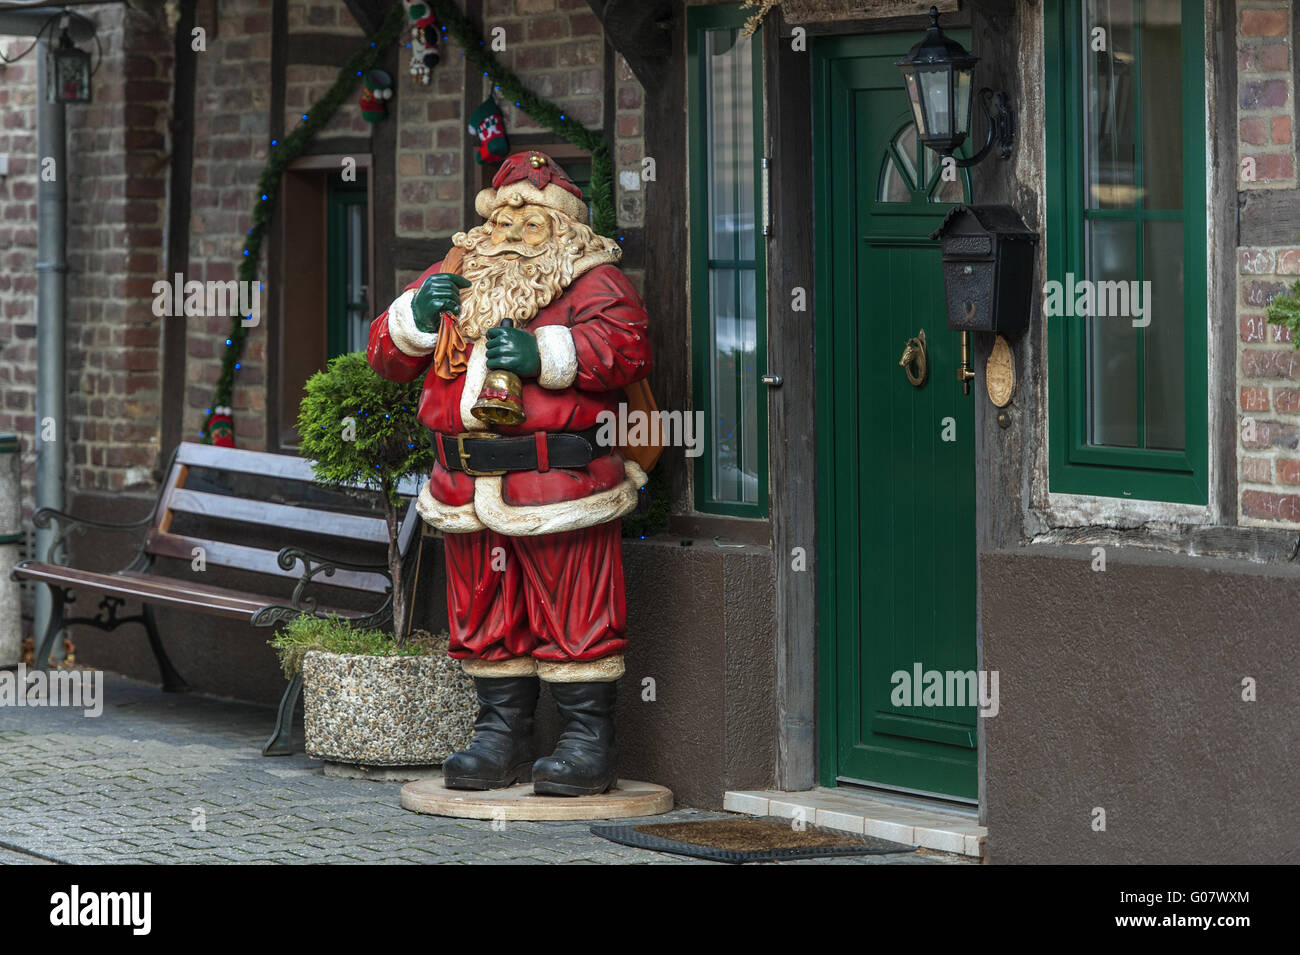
left=478, top=241, right=545, bottom=258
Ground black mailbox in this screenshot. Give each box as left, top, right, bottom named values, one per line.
left=930, top=205, right=1038, bottom=336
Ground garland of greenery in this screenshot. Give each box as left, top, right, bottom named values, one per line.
left=203, top=1, right=619, bottom=441
left=428, top=0, right=616, bottom=237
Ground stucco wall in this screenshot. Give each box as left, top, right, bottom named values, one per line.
left=981, top=545, right=1300, bottom=864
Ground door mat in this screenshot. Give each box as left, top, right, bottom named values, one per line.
left=590, top=816, right=917, bottom=864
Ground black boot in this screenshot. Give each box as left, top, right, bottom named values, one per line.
left=443, top=676, right=538, bottom=790
left=531, top=681, right=619, bottom=797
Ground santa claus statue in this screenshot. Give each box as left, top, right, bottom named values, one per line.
left=367, top=151, right=652, bottom=797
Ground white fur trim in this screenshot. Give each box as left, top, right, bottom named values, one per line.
left=536, top=655, right=625, bottom=683
left=459, top=344, right=490, bottom=431
left=473, top=459, right=646, bottom=537
left=475, top=181, right=588, bottom=225
left=386, top=289, right=438, bottom=357
left=416, top=480, right=485, bottom=533
left=462, top=657, right=538, bottom=678
left=534, top=325, right=577, bottom=390
left=570, top=245, right=622, bottom=274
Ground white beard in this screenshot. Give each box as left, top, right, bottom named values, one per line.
left=454, top=240, right=576, bottom=341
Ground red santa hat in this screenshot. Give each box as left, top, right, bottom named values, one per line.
left=474, top=151, right=588, bottom=225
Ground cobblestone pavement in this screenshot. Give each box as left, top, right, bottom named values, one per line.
left=0, top=672, right=969, bottom=865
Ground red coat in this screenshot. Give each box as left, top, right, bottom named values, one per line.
left=367, top=259, right=652, bottom=536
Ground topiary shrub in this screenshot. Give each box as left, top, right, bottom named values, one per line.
left=296, top=351, right=436, bottom=644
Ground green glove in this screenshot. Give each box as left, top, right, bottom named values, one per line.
left=412, top=272, right=471, bottom=333
left=484, top=323, right=540, bottom=377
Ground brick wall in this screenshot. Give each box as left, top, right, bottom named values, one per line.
left=1236, top=2, right=1300, bottom=527
left=0, top=36, right=40, bottom=520
left=0, top=2, right=173, bottom=513
left=1238, top=1, right=1295, bottom=188
left=67, top=2, right=173, bottom=493
left=394, top=20, right=466, bottom=242
left=184, top=0, right=275, bottom=448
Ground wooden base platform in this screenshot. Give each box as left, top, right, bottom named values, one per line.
left=400, top=778, right=674, bottom=820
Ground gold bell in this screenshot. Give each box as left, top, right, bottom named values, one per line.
left=471, top=318, right=527, bottom=426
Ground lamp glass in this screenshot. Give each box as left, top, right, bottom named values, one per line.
left=954, top=67, right=973, bottom=139
left=918, top=67, right=952, bottom=139
left=52, top=47, right=91, bottom=103
left=902, top=69, right=926, bottom=135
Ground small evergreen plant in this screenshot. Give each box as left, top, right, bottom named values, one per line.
left=1267, top=280, right=1300, bottom=345
left=296, top=351, right=435, bottom=644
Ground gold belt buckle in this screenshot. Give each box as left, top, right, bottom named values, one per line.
left=455, top=432, right=506, bottom=477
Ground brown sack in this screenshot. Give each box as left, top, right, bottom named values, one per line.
left=619, top=377, right=664, bottom=472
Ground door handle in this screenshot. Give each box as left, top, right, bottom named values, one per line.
left=899, top=330, right=928, bottom=388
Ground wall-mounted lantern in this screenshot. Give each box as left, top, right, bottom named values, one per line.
left=896, top=6, right=1013, bottom=167
left=50, top=25, right=92, bottom=103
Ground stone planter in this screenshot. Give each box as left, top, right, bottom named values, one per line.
left=302, top=642, right=476, bottom=769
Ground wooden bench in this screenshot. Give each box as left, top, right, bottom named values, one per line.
left=10, top=441, right=425, bottom=755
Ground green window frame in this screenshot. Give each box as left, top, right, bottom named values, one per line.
left=687, top=3, right=769, bottom=517
left=326, top=174, right=370, bottom=359
left=1045, top=0, right=1208, bottom=504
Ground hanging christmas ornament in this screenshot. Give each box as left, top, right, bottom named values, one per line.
left=208, top=406, right=235, bottom=447
left=468, top=97, right=509, bottom=165
left=404, top=0, right=440, bottom=84
left=359, top=69, right=394, bottom=123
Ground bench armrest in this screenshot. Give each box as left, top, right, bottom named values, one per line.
left=30, top=506, right=156, bottom=565
left=249, top=546, right=395, bottom=630
left=32, top=506, right=156, bottom=533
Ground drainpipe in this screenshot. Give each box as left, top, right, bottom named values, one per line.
left=33, top=31, right=67, bottom=659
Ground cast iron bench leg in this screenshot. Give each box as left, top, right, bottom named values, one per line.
left=262, top=673, right=303, bottom=756
left=141, top=604, right=190, bottom=693
left=32, top=584, right=67, bottom=669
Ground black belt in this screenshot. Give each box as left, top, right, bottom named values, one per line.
left=434, top=427, right=610, bottom=476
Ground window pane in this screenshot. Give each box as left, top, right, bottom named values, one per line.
left=346, top=203, right=367, bottom=353
left=1140, top=0, right=1183, bottom=209
left=1086, top=219, right=1139, bottom=447
left=880, top=155, right=912, bottom=202
left=709, top=268, right=758, bottom=505
left=1144, top=221, right=1185, bottom=449
left=705, top=27, right=755, bottom=261
left=1084, top=0, right=1137, bottom=209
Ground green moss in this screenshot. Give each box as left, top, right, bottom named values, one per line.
left=269, top=614, right=444, bottom=679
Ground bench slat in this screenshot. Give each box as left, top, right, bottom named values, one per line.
left=146, top=532, right=392, bottom=594
left=167, top=488, right=391, bottom=544
left=13, top=563, right=368, bottom=622
left=174, top=442, right=424, bottom=496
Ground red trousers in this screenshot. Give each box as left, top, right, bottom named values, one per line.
left=443, top=520, right=628, bottom=663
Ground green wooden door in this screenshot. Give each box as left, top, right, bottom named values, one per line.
left=814, top=33, right=977, bottom=801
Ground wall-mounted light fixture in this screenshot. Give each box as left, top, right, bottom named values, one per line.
left=896, top=6, right=1013, bottom=167
left=50, top=22, right=91, bottom=103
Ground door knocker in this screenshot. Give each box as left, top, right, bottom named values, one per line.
left=899, top=329, right=928, bottom=388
